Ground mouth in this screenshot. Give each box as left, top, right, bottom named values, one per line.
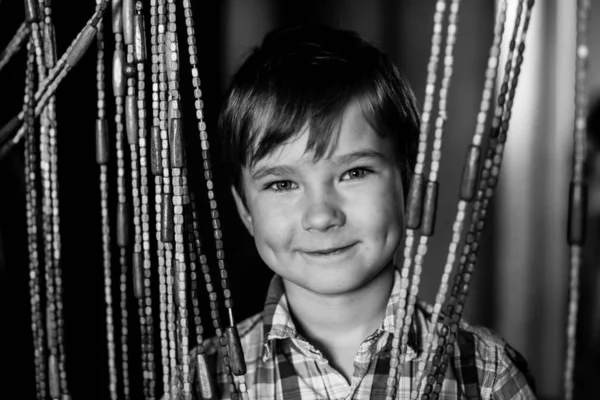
left=302, top=243, right=357, bottom=256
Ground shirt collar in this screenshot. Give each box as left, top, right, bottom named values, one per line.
left=261, top=268, right=420, bottom=359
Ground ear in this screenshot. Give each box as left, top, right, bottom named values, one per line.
left=231, top=185, right=254, bottom=236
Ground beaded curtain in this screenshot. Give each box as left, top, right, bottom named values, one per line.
left=0, top=1, right=597, bottom=399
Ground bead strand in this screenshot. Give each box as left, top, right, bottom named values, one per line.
left=41, top=1, right=70, bottom=394
left=156, top=0, right=179, bottom=395
left=110, top=1, right=132, bottom=397
left=411, top=5, right=463, bottom=398
left=149, top=0, right=171, bottom=396
left=388, top=1, right=449, bottom=399
left=24, top=39, right=47, bottom=400
left=427, top=2, right=534, bottom=397
left=565, top=1, right=591, bottom=399
left=180, top=0, right=246, bottom=384
left=133, top=3, right=157, bottom=398
left=422, top=3, right=508, bottom=396
left=164, top=2, right=193, bottom=398
left=7, top=1, right=110, bottom=148
left=95, top=5, right=119, bottom=399
left=123, top=0, right=152, bottom=396
left=0, top=22, right=30, bottom=73
left=188, top=194, right=240, bottom=398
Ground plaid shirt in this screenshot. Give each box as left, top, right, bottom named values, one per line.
left=186, top=270, right=536, bottom=399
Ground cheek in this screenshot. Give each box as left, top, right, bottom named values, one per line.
left=350, top=176, right=405, bottom=235
left=251, top=198, right=297, bottom=251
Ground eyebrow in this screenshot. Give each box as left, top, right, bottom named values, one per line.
left=250, top=149, right=386, bottom=181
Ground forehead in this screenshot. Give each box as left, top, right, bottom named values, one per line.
left=250, top=102, right=395, bottom=169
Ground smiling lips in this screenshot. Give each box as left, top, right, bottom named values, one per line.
left=303, top=242, right=357, bottom=256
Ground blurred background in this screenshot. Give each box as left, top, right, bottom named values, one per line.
left=1, top=0, right=599, bottom=399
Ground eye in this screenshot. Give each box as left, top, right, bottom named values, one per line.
left=341, top=167, right=373, bottom=181
left=265, top=180, right=298, bottom=192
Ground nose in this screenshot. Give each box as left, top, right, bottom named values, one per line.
left=301, top=189, right=346, bottom=232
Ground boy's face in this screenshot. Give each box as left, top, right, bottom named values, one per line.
left=232, top=102, right=405, bottom=296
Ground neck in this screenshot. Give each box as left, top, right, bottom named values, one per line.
left=283, top=262, right=395, bottom=347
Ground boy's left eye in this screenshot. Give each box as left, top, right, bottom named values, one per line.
left=341, top=167, right=373, bottom=181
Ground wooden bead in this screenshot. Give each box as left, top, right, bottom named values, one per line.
left=161, top=193, right=174, bottom=242
left=132, top=251, right=143, bottom=299
left=225, top=326, right=246, bottom=376
left=66, top=25, right=97, bottom=67
left=567, top=182, right=587, bottom=245
left=49, top=354, right=60, bottom=398
left=134, top=13, right=147, bottom=62
left=421, top=181, right=439, bottom=236
left=116, top=202, right=129, bottom=247
left=196, top=353, right=217, bottom=399
left=0, top=115, right=23, bottom=146
left=459, top=145, right=481, bottom=201
left=96, top=118, right=109, bottom=165
left=111, top=0, right=123, bottom=34
left=406, top=173, right=425, bottom=229
left=112, top=49, right=125, bottom=96
left=123, top=0, right=135, bottom=45
left=24, top=0, right=40, bottom=22
left=43, top=23, right=56, bottom=69
left=150, top=126, right=161, bottom=175
left=169, top=118, right=185, bottom=168
left=125, top=95, right=138, bottom=145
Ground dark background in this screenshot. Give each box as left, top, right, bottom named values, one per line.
left=1, top=1, right=600, bottom=399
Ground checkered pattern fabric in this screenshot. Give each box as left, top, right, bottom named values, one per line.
left=183, top=270, right=536, bottom=399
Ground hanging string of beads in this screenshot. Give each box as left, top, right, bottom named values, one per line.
left=95, top=1, right=119, bottom=398
left=149, top=0, right=172, bottom=396
left=41, top=1, right=70, bottom=395
left=24, top=38, right=47, bottom=400
left=565, top=1, right=591, bottom=399
left=135, top=2, right=158, bottom=398
left=403, top=2, right=463, bottom=399
left=423, top=2, right=535, bottom=399
left=0, top=22, right=30, bottom=73
left=154, top=0, right=180, bottom=396
left=162, top=1, right=195, bottom=398
left=387, top=1, right=448, bottom=398
left=123, top=0, right=154, bottom=397
left=0, top=2, right=109, bottom=157
left=180, top=0, right=246, bottom=396
left=110, top=0, right=132, bottom=398
left=26, top=1, right=64, bottom=397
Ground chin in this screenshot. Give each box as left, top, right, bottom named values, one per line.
left=290, top=258, right=392, bottom=296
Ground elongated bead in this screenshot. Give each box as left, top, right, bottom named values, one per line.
left=24, top=0, right=40, bottom=22
left=96, top=119, right=109, bottom=165
left=111, top=0, right=123, bottom=33
left=406, top=174, right=425, bottom=229
left=169, top=118, right=185, bottom=168
left=125, top=95, right=138, bottom=145
left=66, top=25, right=97, bottom=67
left=421, top=181, right=439, bottom=236
left=49, top=354, right=60, bottom=398
left=161, top=193, right=174, bottom=242
left=132, top=251, right=143, bottom=299
left=122, top=0, right=135, bottom=45
left=225, top=326, right=246, bottom=376
left=196, top=353, right=217, bottom=400
left=117, top=202, right=129, bottom=247
left=567, top=182, right=587, bottom=245
left=459, top=146, right=481, bottom=201
left=150, top=127, right=161, bottom=175
left=133, top=13, right=147, bottom=62
left=112, top=49, right=125, bottom=96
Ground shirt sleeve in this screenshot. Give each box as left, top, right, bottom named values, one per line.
left=491, top=343, right=537, bottom=400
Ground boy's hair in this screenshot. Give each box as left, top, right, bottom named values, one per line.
left=219, top=25, right=420, bottom=200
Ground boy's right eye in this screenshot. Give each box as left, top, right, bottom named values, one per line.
left=265, top=180, right=298, bottom=192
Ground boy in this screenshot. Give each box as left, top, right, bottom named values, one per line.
left=188, top=25, right=536, bottom=399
